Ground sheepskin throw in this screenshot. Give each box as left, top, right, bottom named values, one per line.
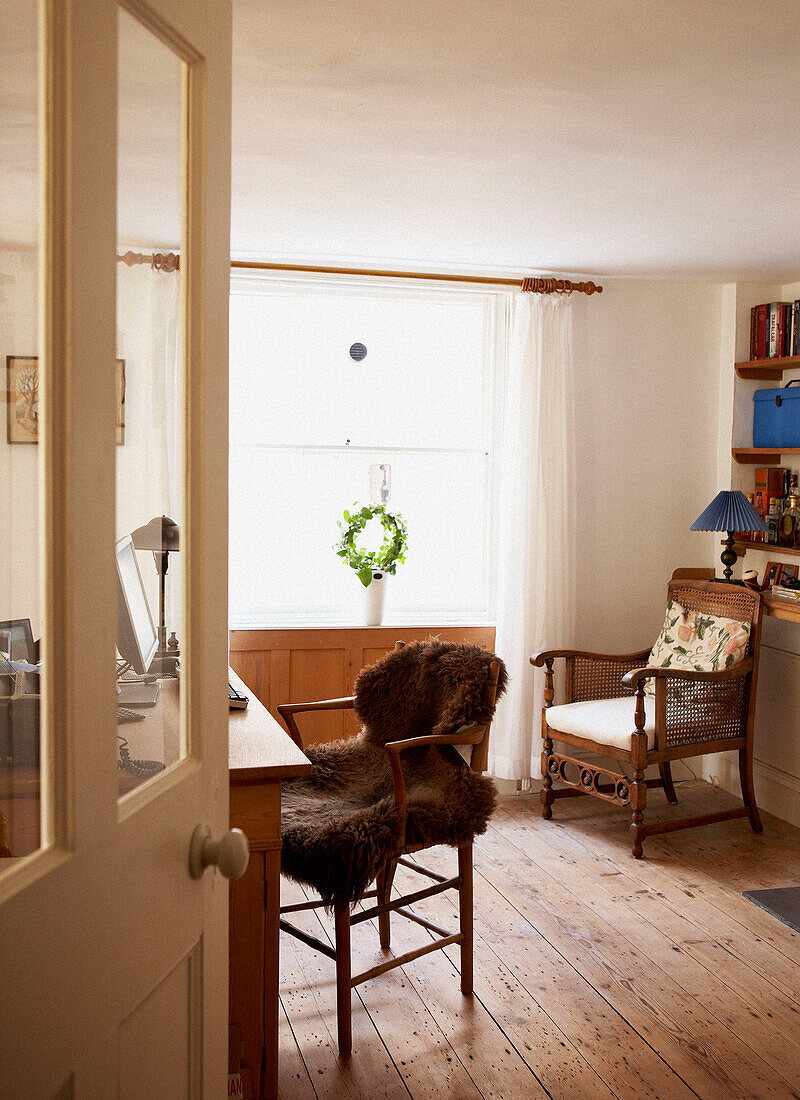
left=280, top=641, right=508, bottom=908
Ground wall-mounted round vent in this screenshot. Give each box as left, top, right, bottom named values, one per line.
left=349, top=342, right=367, bottom=361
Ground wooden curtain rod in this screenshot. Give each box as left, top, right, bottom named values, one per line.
left=117, top=250, right=180, bottom=272
left=117, top=252, right=604, bottom=295
left=230, top=260, right=602, bottom=295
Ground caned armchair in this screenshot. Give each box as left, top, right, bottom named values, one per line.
left=531, top=577, right=763, bottom=858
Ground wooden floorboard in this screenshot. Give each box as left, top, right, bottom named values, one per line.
left=279, top=780, right=800, bottom=1099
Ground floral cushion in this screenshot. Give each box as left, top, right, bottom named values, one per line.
left=644, top=598, right=750, bottom=697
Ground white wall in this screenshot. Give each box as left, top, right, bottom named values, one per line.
left=0, top=250, right=180, bottom=646
left=571, top=279, right=724, bottom=650
left=0, top=247, right=41, bottom=637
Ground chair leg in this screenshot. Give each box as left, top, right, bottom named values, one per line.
left=630, top=768, right=647, bottom=859
left=659, top=761, right=678, bottom=804
left=334, top=902, right=352, bottom=1057
left=458, top=843, right=473, bottom=995
left=541, top=735, right=554, bottom=820
left=376, top=859, right=396, bottom=950
left=739, top=743, right=763, bottom=833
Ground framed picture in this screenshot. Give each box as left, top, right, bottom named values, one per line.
left=6, top=356, right=39, bottom=443
left=778, top=563, right=799, bottom=586
left=6, top=356, right=126, bottom=445
left=762, top=561, right=782, bottom=589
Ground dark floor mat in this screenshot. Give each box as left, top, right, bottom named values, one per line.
left=743, top=886, right=800, bottom=934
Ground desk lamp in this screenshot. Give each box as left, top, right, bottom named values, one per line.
left=132, top=515, right=179, bottom=675
left=690, top=490, right=766, bottom=582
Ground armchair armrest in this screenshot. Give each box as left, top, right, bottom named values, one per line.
left=532, top=648, right=652, bottom=705
left=621, top=659, right=754, bottom=692
left=277, top=696, right=355, bottom=748
left=531, top=648, right=651, bottom=666
left=383, top=724, right=486, bottom=849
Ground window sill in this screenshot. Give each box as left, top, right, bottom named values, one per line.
left=229, top=619, right=496, bottom=632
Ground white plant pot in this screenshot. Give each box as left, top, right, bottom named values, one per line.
left=362, top=570, right=387, bottom=625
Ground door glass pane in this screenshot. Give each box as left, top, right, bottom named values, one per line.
left=0, top=0, right=43, bottom=864
left=116, top=8, right=185, bottom=795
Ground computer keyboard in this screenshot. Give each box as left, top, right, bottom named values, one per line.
left=228, top=681, right=249, bottom=709
left=117, top=707, right=145, bottom=723
left=119, top=669, right=156, bottom=683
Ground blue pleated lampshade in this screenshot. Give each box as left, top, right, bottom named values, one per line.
left=690, top=490, right=766, bottom=533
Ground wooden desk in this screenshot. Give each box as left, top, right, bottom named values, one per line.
left=228, top=668, right=311, bottom=1100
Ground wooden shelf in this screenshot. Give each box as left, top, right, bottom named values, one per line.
left=735, top=354, right=800, bottom=380
left=764, top=595, right=800, bottom=623
left=732, top=447, right=800, bottom=464
left=733, top=540, right=800, bottom=558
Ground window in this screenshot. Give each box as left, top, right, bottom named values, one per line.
left=228, top=273, right=508, bottom=625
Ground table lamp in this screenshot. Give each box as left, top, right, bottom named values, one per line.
left=131, top=515, right=180, bottom=675
left=690, top=490, right=766, bottom=581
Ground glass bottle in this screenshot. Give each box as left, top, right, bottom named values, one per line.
left=780, top=491, right=800, bottom=549
left=766, top=498, right=781, bottom=545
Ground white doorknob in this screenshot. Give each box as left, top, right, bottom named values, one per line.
left=189, top=824, right=249, bottom=880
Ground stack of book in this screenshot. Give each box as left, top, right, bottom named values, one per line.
left=770, top=583, right=800, bottom=604
left=749, top=301, right=800, bottom=359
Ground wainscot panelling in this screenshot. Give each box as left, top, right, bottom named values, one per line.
left=229, top=626, right=496, bottom=745
left=703, top=615, right=800, bottom=828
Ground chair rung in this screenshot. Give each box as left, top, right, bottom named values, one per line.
left=395, top=906, right=452, bottom=938
left=279, top=897, right=326, bottom=915
left=279, top=919, right=336, bottom=960
left=280, top=888, right=377, bottom=916
left=640, top=807, right=748, bottom=838
left=351, top=933, right=462, bottom=987
left=350, top=876, right=460, bottom=926
left=396, top=856, right=449, bottom=883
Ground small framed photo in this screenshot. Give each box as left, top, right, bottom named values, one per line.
left=763, top=561, right=782, bottom=589
left=6, top=356, right=126, bottom=445
left=778, top=563, right=799, bottom=586
left=6, top=356, right=40, bottom=443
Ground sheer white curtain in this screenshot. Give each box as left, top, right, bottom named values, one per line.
left=488, top=294, right=577, bottom=781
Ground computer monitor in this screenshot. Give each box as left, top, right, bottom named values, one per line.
left=115, top=534, right=159, bottom=674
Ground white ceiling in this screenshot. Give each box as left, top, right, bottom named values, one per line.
left=231, top=0, right=800, bottom=281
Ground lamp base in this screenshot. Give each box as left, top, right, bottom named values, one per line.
left=720, top=532, right=738, bottom=582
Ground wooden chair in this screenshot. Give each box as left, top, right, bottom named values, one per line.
left=277, top=641, right=504, bottom=1056
left=531, top=577, right=764, bottom=858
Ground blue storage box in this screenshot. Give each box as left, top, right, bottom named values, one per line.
left=754, top=381, right=800, bottom=448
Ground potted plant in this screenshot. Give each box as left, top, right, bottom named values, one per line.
left=334, top=503, right=408, bottom=625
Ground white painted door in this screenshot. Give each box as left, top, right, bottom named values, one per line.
left=0, top=0, right=233, bottom=1095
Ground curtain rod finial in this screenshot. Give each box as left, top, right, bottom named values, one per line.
left=521, top=276, right=603, bottom=296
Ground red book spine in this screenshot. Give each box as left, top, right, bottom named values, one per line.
left=777, top=303, right=787, bottom=358
left=756, top=303, right=768, bottom=359
left=750, top=306, right=757, bottom=359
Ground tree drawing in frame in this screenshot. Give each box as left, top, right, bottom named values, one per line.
left=6, top=356, right=126, bottom=445
left=6, top=356, right=39, bottom=443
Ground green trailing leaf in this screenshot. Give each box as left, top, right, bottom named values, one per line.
left=334, top=501, right=409, bottom=585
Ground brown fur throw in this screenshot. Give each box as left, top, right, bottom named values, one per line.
left=280, top=641, right=507, bottom=909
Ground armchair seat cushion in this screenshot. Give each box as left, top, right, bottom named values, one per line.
left=546, top=695, right=656, bottom=750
